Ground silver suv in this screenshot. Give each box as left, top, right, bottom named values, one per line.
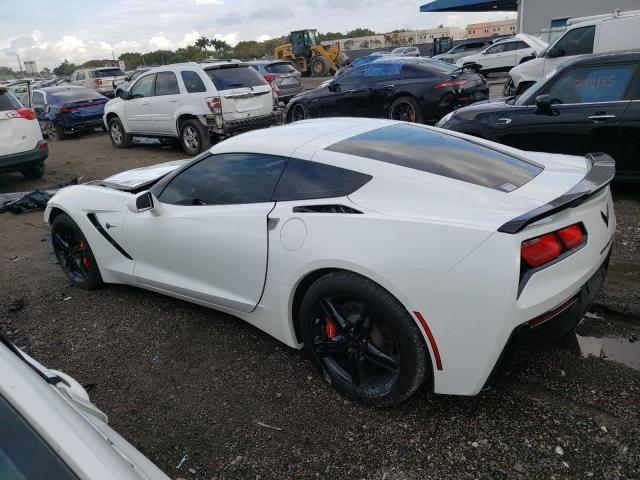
left=70, top=67, right=127, bottom=97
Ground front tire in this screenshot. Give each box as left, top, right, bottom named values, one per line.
left=299, top=271, right=432, bottom=407
left=179, top=119, right=210, bottom=156
left=51, top=213, right=103, bottom=290
left=108, top=117, right=133, bottom=148
left=389, top=96, right=422, bottom=123
left=310, top=56, right=330, bottom=77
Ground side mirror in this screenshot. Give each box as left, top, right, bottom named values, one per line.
left=535, top=94, right=553, bottom=114
left=328, top=82, right=337, bottom=92
left=546, top=47, right=564, bottom=58
left=118, top=89, right=129, bottom=100
left=127, top=191, right=163, bottom=214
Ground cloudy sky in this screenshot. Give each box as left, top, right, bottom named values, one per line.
left=1, top=0, right=516, bottom=69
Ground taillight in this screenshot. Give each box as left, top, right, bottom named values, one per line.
left=434, top=79, right=468, bottom=89
left=59, top=106, right=78, bottom=113
left=206, top=96, right=222, bottom=114
left=557, top=224, right=584, bottom=250
left=521, top=223, right=586, bottom=268
left=521, top=234, right=562, bottom=268
left=7, top=108, right=37, bottom=120
left=95, top=78, right=103, bottom=86
left=263, top=74, right=276, bottom=83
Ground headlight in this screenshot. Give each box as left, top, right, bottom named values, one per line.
left=435, top=111, right=454, bottom=128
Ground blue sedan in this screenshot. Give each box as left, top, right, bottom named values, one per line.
left=31, top=86, right=108, bottom=140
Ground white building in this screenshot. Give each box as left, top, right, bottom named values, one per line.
left=337, top=26, right=465, bottom=50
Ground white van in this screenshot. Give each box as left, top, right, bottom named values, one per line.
left=509, top=9, right=640, bottom=93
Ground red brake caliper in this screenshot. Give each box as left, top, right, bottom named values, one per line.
left=324, top=316, right=337, bottom=339
left=79, top=241, right=91, bottom=269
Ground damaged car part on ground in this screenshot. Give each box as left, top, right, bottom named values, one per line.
left=44, top=118, right=615, bottom=406
left=0, top=178, right=78, bottom=214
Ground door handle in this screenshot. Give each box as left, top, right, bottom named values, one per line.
left=587, top=114, right=616, bottom=120
left=141, top=101, right=149, bottom=106
left=346, top=89, right=356, bottom=93
left=495, top=117, right=512, bottom=125
left=169, top=98, right=178, bottom=103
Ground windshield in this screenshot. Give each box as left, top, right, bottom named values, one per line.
left=205, top=66, right=266, bottom=90
left=514, top=68, right=558, bottom=106
left=265, top=63, right=297, bottom=74
left=49, top=88, right=104, bottom=102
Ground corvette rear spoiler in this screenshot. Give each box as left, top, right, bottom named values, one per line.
left=498, top=152, right=615, bottom=234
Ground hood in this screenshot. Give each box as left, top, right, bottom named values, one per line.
left=515, top=33, right=548, bottom=55
left=101, top=159, right=189, bottom=189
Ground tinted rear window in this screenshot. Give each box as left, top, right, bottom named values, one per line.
left=91, top=69, right=125, bottom=78
left=0, top=90, right=21, bottom=111
left=265, top=63, right=297, bottom=74
left=48, top=88, right=103, bottom=102
left=326, top=124, right=542, bottom=192
left=205, top=66, right=266, bottom=90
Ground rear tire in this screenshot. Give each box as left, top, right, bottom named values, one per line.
left=299, top=271, right=432, bottom=407
left=108, top=117, right=133, bottom=148
left=179, top=119, right=210, bottom=156
left=389, top=96, right=422, bottom=123
left=51, top=213, right=103, bottom=290
left=310, top=56, right=330, bottom=77
left=45, top=121, right=65, bottom=141
left=22, top=162, right=44, bottom=179
left=286, top=103, right=310, bottom=123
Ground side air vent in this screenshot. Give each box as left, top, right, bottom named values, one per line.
left=292, top=205, right=363, bottom=214
left=87, top=213, right=133, bottom=260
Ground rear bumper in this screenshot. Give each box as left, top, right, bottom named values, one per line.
left=0, top=141, right=48, bottom=174
left=209, top=113, right=281, bottom=135
left=60, top=117, right=104, bottom=133
left=486, top=251, right=610, bottom=387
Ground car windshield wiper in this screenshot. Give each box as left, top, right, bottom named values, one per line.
left=0, top=331, right=66, bottom=385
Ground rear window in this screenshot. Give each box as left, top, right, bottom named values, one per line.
left=0, top=89, right=21, bottom=111
left=265, top=62, right=297, bottom=74
left=326, top=124, right=543, bottom=192
left=48, top=88, right=103, bottom=102
left=91, top=69, right=125, bottom=78
left=204, top=66, right=266, bottom=90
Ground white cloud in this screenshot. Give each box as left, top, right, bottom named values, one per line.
left=54, top=35, right=85, bottom=53
left=213, top=32, right=238, bottom=46
left=31, top=30, right=43, bottom=42
left=183, top=30, right=201, bottom=47
left=257, top=34, right=272, bottom=42
left=191, top=0, right=223, bottom=4
left=149, top=34, right=173, bottom=50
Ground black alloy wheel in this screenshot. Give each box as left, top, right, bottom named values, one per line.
left=300, top=271, right=431, bottom=406
left=288, top=103, right=309, bottom=123
left=51, top=213, right=103, bottom=289
left=389, top=97, right=421, bottom=123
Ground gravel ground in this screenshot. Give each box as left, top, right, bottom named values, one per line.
left=1, top=92, right=639, bottom=479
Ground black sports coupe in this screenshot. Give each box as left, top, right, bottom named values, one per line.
left=285, top=58, right=489, bottom=125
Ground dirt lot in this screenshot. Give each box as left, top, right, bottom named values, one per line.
left=1, top=112, right=640, bottom=479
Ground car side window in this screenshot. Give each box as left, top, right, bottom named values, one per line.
left=130, top=74, right=155, bottom=99
left=158, top=153, right=288, bottom=206
left=273, top=159, right=372, bottom=201
left=512, top=41, right=530, bottom=51
left=154, top=72, right=179, bottom=96
left=363, top=63, right=401, bottom=79
left=553, top=25, right=595, bottom=56
left=335, top=68, right=364, bottom=87
left=546, top=64, right=635, bottom=104
left=180, top=71, right=207, bottom=93
left=77, top=71, right=85, bottom=81
left=0, top=395, right=78, bottom=479
left=485, top=43, right=506, bottom=54
left=32, top=92, right=45, bottom=107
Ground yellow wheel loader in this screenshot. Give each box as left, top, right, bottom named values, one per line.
left=274, top=29, right=347, bottom=77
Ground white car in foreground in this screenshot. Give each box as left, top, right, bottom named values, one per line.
left=45, top=118, right=615, bottom=406
left=0, top=334, right=170, bottom=479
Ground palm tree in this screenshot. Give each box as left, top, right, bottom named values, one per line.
left=195, top=36, right=209, bottom=51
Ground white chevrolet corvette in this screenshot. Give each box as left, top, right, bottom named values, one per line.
left=45, top=118, right=615, bottom=406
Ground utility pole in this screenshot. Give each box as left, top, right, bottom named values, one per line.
left=16, top=54, right=23, bottom=74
